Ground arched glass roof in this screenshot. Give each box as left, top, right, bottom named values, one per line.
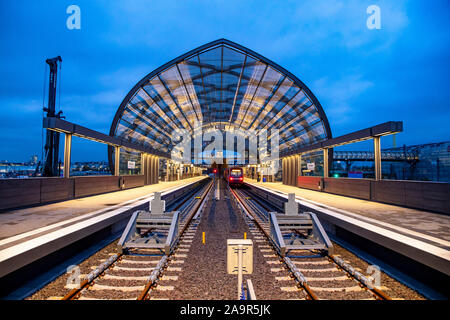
left=109, top=39, right=331, bottom=160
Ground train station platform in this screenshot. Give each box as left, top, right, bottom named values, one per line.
left=0, top=176, right=207, bottom=284
left=0, top=176, right=206, bottom=242
left=245, top=179, right=450, bottom=297
left=246, top=179, right=450, bottom=249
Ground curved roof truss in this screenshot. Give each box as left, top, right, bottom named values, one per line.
left=109, top=39, right=332, bottom=161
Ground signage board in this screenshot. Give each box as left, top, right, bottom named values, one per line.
left=227, top=239, right=253, bottom=274
left=127, top=161, right=136, bottom=169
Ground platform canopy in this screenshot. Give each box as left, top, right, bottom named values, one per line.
left=109, top=39, right=332, bottom=160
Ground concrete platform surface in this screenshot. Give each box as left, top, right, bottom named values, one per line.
left=0, top=176, right=206, bottom=247
left=0, top=176, right=207, bottom=280
left=246, top=179, right=450, bottom=249
left=246, top=180, right=450, bottom=279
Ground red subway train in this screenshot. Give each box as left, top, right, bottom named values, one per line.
left=224, top=167, right=244, bottom=186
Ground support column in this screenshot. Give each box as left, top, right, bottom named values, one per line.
left=148, top=155, right=153, bottom=184
left=146, top=155, right=150, bottom=185
left=323, top=148, right=329, bottom=178
left=374, top=136, right=382, bottom=181
left=150, top=156, right=153, bottom=183
left=298, top=154, right=302, bottom=177
left=282, top=158, right=286, bottom=184
left=291, top=156, right=296, bottom=186
left=153, top=156, right=158, bottom=184
left=148, top=156, right=155, bottom=184
left=114, top=146, right=120, bottom=176
left=286, top=157, right=290, bottom=185
left=287, top=157, right=292, bottom=186
left=166, top=160, right=170, bottom=181
left=155, top=157, right=159, bottom=183
left=294, top=155, right=299, bottom=186
left=63, top=133, right=72, bottom=178
left=292, top=156, right=296, bottom=186
left=142, top=153, right=146, bottom=184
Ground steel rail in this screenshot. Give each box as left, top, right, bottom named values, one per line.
left=228, top=186, right=318, bottom=300
left=62, top=253, right=123, bottom=300
left=62, top=224, right=158, bottom=300
left=240, top=184, right=392, bottom=300
left=138, top=180, right=214, bottom=300
left=62, top=180, right=212, bottom=301
left=328, top=254, right=392, bottom=300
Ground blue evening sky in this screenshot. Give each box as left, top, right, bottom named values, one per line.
left=0, top=0, right=449, bottom=162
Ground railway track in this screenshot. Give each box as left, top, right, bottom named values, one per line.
left=32, top=178, right=402, bottom=300
left=230, top=185, right=392, bottom=300
left=62, top=180, right=213, bottom=300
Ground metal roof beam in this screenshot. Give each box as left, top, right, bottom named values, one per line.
left=43, top=117, right=170, bottom=158
left=280, top=121, right=403, bottom=157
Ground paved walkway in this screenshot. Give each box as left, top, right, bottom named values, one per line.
left=0, top=176, right=206, bottom=241
left=246, top=179, right=450, bottom=250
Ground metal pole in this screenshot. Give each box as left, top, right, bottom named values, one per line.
left=43, top=56, right=62, bottom=177
left=114, top=146, right=120, bottom=176
left=238, top=244, right=243, bottom=300
left=155, top=157, right=159, bottom=183
left=291, top=156, right=295, bottom=185
left=374, top=137, right=381, bottom=180
left=142, top=153, right=146, bottom=184
left=323, top=149, right=329, bottom=178
left=151, top=155, right=155, bottom=184
left=298, top=154, right=302, bottom=177
left=148, top=154, right=152, bottom=184
left=63, top=133, right=72, bottom=178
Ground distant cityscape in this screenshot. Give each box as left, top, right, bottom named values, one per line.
left=1, top=141, right=448, bottom=182
left=0, top=155, right=111, bottom=178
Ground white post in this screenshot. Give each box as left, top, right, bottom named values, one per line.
left=323, top=149, right=329, bottom=178
left=63, top=133, right=72, bottom=178
left=114, top=146, right=120, bottom=176
left=374, top=136, right=382, bottom=181
left=237, top=244, right=243, bottom=300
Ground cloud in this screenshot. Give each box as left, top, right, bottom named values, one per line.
left=312, top=74, right=374, bottom=125
left=0, top=0, right=448, bottom=161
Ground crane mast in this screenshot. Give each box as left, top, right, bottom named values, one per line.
left=43, top=56, right=63, bottom=177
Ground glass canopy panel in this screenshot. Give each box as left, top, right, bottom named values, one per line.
left=177, top=61, right=203, bottom=124
left=198, top=46, right=222, bottom=123
left=235, top=61, right=267, bottom=125
left=250, top=77, right=296, bottom=130
left=111, top=41, right=331, bottom=158
left=159, top=66, right=198, bottom=126
left=185, top=56, right=210, bottom=125
left=241, top=66, right=283, bottom=129
left=138, top=88, right=177, bottom=132
left=222, top=46, right=244, bottom=116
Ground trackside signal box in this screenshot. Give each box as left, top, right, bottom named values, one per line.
left=227, top=239, right=253, bottom=274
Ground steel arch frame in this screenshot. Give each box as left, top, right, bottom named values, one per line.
left=108, top=38, right=333, bottom=172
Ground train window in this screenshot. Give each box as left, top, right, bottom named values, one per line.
left=230, top=169, right=242, bottom=177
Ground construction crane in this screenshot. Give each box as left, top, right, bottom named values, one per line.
left=43, top=56, right=64, bottom=177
